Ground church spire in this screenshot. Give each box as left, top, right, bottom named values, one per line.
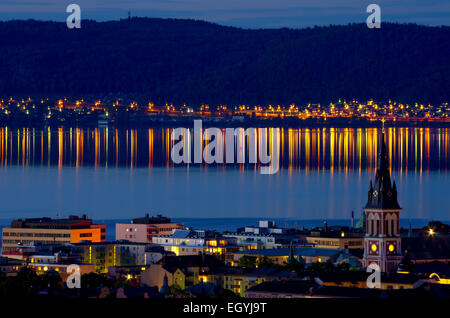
left=365, top=130, right=401, bottom=210
left=378, top=130, right=389, bottom=172
left=363, top=121, right=403, bottom=273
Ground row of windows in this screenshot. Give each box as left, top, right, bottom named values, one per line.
left=368, top=219, right=398, bottom=235
left=85, top=246, right=142, bottom=253
left=1, top=247, right=20, bottom=252
left=179, top=247, right=199, bottom=252
left=153, top=238, right=204, bottom=245
left=3, top=232, right=70, bottom=238
left=315, top=240, right=339, bottom=246
left=235, top=237, right=274, bottom=243
left=148, top=225, right=183, bottom=233
left=1, top=266, right=21, bottom=272
left=2, top=239, right=69, bottom=244
left=34, top=233, right=70, bottom=238
left=3, top=232, right=33, bottom=237
left=348, top=240, right=363, bottom=246
left=314, top=239, right=363, bottom=247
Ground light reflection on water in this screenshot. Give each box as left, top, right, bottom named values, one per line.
left=0, top=126, right=448, bottom=220
left=0, top=127, right=448, bottom=173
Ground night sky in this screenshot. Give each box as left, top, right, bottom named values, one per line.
left=0, top=0, right=449, bottom=28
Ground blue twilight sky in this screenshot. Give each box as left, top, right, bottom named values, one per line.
left=0, top=0, right=449, bottom=28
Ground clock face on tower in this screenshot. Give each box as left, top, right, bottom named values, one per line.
left=369, top=241, right=379, bottom=255
left=387, top=241, right=398, bottom=255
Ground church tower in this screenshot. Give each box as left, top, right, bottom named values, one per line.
left=363, top=129, right=402, bottom=272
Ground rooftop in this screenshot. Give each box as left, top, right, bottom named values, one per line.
left=310, top=271, right=422, bottom=285
left=365, top=131, right=401, bottom=210
left=131, top=214, right=175, bottom=225
left=223, top=232, right=275, bottom=237
left=246, top=280, right=447, bottom=298
left=235, top=247, right=344, bottom=258
left=159, top=254, right=224, bottom=273
left=211, top=266, right=298, bottom=279
left=402, top=236, right=450, bottom=260
left=75, top=240, right=150, bottom=246
left=154, top=229, right=204, bottom=239
left=8, top=215, right=98, bottom=229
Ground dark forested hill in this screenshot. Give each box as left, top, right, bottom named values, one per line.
left=0, top=18, right=449, bottom=106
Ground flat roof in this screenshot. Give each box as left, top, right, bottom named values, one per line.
left=235, top=247, right=344, bottom=257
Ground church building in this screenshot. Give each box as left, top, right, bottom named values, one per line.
left=363, top=130, right=403, bottom=272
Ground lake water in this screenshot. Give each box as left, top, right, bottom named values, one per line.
left=0, top=126, right=448, bottom=221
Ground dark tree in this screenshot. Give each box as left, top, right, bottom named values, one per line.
left=0, top=19, right=448, bottom=106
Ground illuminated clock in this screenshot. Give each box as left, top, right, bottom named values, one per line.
left=371, top=244, right=377, bottom=252
left=388, top=244, right=395, bottom=252
left=373, top=190, right=378, bottom=197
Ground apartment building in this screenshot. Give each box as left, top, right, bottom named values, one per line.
left=1, top=215, right=106, bottom=258
left=76, top=241, right=149, bottom=273
left=116, top=214, right=184, bottom=243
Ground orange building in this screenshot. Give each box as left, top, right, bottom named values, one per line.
left=1, top=215, right=106, bottom=258
left=70, top=224, right=106, bottom=244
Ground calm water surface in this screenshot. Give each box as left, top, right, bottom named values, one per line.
left=0, top=126, right=448, bottom=220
